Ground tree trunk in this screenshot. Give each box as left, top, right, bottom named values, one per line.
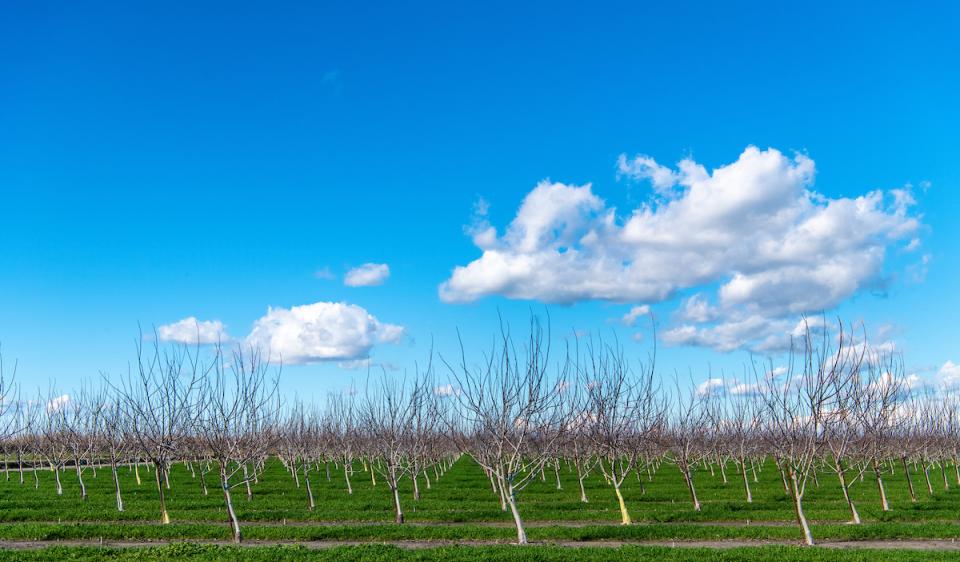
left=717, top=453, right=727, bottom=484
left=75, top=461, right=87, bottom=500
left=504, top=487, right=528, bottom=545
left=613, top=480, right=632, bottom=524
left=303, top=464, right=315, bottom=511
left=155, top=463, right=171, bottom=524
left=681, top=467, right=701, bottom=512
left=874, top=460, right=890, bottom=511
left=54, top=465, right=63, bottom=496
left=412, top=470, right=421, bottom=501
left=200, top=465, right=209, bottom=496
left=112, top=463, right=124, bottom=512
left=221, top=469, right=242, bottom=544
left=391, top=483, right=405, bottom=524
left=788, top=468, right=814, bottom=546
left=835, top=463, right=860, bottom=524
left=901, top=457, right=917, bottom=503
left=243, top=464, right=253, bottom=501
left=578, top=473, right=589, bottom=503
left=923, top=461, right=934, bottom=496
left=344, top=462, right=353, bottom=495
left=739, top=456, right=752, bottom=503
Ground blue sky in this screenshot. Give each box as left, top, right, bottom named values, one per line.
left=1, top=1, right=958, bottom=401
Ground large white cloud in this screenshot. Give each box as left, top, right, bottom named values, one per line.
left=440, top=146, right=921, bottom=352
left=158, top=317, right=229, bottom=345
left=344, top=263, right=390, bottom=287
left=246, top=301, right=404, bottom=364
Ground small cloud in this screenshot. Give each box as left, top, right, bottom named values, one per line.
left=46, top=394, right=70, bottom=413
left=769, top=366, right=788, bottom=379
left=696, top=378, right=724, bottom=397
left=434, top=384, right=461, bottom=397
left=621, top=305, right=650, bottom=327
left=344, top=263, right=390, bottom=287
left=157, top=317, right=229, bottom=345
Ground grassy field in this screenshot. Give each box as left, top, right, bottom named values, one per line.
left=1, top=456, right=960, bottom=559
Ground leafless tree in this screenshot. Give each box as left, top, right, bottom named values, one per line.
left=193, top=343, right=280, bottom=543
left=111, top=333, right=208, bottom=524
left=359, top=369, right=421, bottom=524
left=444, top=315, right=568, bottom=545
left=857, top=348, right=907, bottom=512
left=663, top=376, right=707, bottom=513
left=583, top=338, right=661, bottom=524
left=757, top=319, right=849, bottom=546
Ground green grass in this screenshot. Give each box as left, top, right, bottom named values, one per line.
left=0, top=544, right=959, bottom=562
left=1, top=455, right=959, bottom=547
left=0, top=456, right=957, bottom=525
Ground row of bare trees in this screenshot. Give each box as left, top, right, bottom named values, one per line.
left=0, top=318, right=950, bottom=547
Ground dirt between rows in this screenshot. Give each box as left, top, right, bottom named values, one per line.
left=0, top=538, right=960, bottom=550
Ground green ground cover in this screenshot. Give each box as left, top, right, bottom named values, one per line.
left=2, top=456, right=960, bottom=559
left=0, top=456, right=956, bottom=526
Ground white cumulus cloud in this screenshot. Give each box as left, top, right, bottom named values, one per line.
left=344, top=263, right=390, bottom=287
left=440, top=146, right=920, bottom=352
left=157, top=317, right=229, bottom=345
left=246, top=302, right=404, bottom=364
left=46, top=394, right=70, bottom=413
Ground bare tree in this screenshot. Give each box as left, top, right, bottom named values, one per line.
left=444, top=315, right=568, bottom=545
left=583, top=339, right=660, bottom=524
left=112, top=333, right=208, bottom=524
left=359, top=369, right=420, bottom=524
left=663, top=377, right=707, bottom=513
left=757, top=319, right=848, bottom=546
left=857, top=349, right=907, bottom=512
left=194, top=344, right=280, bottom=543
